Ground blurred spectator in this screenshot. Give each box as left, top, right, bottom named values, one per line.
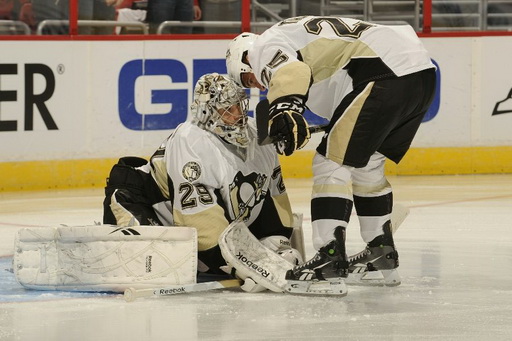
left=32, top=0, right=119, bottom=35
left=32, top=0, right=67, bottom=34
left=115, top=0, right=147, bottom=34
left=488, top=2, right=512, bottom=28
left=146, top=0, right=200, bottom=34
left=114, top=0, right=200, bottom=34
left=193, top=0, right=200, bottom=22
left=431, top=2, right=467, bottom=29
left=65, top=0, right=119, bottom=34
left=0, top=0, right=15, bottom=20
left=116, top=0, right=136, bottom=9
left=18, top=0, right=37, bottom=33
left=192, top=0, right=202, bottom=33
left=200, top=0, right=239, bottom=34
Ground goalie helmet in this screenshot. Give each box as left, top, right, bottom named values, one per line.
left=191, top=73, right=250, bottom=147
left=226, top=32, right=258, bottom=87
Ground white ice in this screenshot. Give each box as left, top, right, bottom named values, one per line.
left=1, top=175, right=512, bottom=341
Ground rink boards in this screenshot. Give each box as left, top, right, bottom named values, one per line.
left=1, top=36, right=512, bottom=191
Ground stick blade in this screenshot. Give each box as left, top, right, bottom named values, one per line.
left=123, top=279, right=242, bottom=302
left=285, top=278, right=348, bottom=296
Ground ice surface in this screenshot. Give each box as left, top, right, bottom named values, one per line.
left=1, top=175, right=512, bottom=340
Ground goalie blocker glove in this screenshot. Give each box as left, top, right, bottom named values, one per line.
left=268, top=96, right=311, bottom=156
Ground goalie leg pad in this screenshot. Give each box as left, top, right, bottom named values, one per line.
left=14, top=225, right=197, bottom=292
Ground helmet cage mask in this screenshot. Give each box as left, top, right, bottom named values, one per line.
left=191, top=73, right=250, bottom=147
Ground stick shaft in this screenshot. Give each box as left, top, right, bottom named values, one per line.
left=308, top=124, right=329, bottom=135
left=260, top=123, right=329, bottom=145
left=390, top=203, right=410, bottom=234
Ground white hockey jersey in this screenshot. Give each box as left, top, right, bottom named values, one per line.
left=248, top=16, right=436, bottom=119
left=145, top=119, right=294, bottom=252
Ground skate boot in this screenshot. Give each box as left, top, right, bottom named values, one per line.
left=347, top=221, right=401, bottom=286
left=285, top=227, right=349, bottom=296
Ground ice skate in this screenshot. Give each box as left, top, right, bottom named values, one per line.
left=285, top=227, right=349, bottom=296
left=346, top=221, right=401, bottom=286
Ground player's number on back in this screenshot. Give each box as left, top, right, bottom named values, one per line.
left=280, top=16, right=373, bottom=39
left=272, top=167, right=286, bottom=194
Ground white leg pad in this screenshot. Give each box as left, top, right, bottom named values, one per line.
left=13, top=225, right=197, bottom=292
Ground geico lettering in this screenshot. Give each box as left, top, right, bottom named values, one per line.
left=117, top=58, right=275, bottom=131
left=159, top=287, right=186, bottom=295
left=118, top=58, right=229, bottom=131
left=235, top=252, right=270, bottom=278
left=0, top=63, right=58, bottom=132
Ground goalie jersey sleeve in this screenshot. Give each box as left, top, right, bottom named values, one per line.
left=248, top=16, right=436, bottom=118
left=150, top=120, right=294, bottom=273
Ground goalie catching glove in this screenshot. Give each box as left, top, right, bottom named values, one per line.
left=268, top=96, right=311, bottom=156
left=220, top=235, right=303, bottom=293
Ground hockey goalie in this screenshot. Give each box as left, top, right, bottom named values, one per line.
left=14, top=73, right=303, bottom=294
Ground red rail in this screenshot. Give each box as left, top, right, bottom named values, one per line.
left=1, top=0, right=512, bottom=40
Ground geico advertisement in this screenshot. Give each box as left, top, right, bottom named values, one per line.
left=0, top=38, right=510, bottom=162
left=420, top=37, right=512, bottom=147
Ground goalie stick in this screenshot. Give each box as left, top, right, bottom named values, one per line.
left=255, top=99, right=328, bottom=145
left=124, top=279, right=242, bottom=302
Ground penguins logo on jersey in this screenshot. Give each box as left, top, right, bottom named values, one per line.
left=229, top=171, right=267, bottom=221
left=182, top=161, right=201, bottom=181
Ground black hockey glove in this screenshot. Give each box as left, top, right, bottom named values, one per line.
left=268, top=96, right=310, bottom=156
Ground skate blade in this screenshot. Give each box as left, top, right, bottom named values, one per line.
left=285, top=278, right=348, bottom=296
left=346, top=269, right=401, bottom=287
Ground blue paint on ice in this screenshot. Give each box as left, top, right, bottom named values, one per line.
left=0, top=257, right=117, bottom=303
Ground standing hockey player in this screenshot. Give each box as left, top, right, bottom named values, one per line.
left=103, top=73, right=301, bottom=291
left=226, top=16, right=436, bottom=293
